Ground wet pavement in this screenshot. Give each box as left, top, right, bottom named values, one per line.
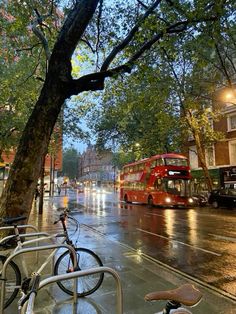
left=1, top=190, right=236, bottom=313
left=63, top=189, right=236, bottom=297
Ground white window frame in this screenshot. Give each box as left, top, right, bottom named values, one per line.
left=229, top=140, right=236, bottom=165
left=227, top=113, right=236, bottom=132
left=189, top=145, right=198, bottom=169
left=205, top=146, right=215, bottom=167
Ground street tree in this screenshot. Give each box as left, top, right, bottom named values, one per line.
left=62, top=148, right=79, bottom=179
left=160, top=39, right=223, bottom=191
left=89, top=6, right=236, bottom=191
left=0, top=0, right=230, bottom=221
left=87, top=67, right=181, bottom=159
left=0, top=46, right=41, bottom=160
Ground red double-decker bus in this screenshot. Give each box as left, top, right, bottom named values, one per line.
left=120, top=153, right=193, bottom=207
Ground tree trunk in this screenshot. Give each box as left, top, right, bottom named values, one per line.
left=38, top=158, right=45, bottom=214
left=0, top=88, right=64, bottom=219
left=194, top=132, right=213, bottom=192
left=0, top=0, right=99, bottom=221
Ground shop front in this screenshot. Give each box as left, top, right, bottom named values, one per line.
left=191, top=168, right=221, bottom=194
left=220, top=167, right=236, bottom=189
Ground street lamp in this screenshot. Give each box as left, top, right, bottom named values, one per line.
left=223, top=88, right=236, bottom=104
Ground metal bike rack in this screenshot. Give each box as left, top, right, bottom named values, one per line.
left=0, top=244, right=77, bottom=313
left=0, top=232, right=50, bottom=246
left=21, top=267, right=123, bottom=314
left=0, top=224, right=39, bottom=233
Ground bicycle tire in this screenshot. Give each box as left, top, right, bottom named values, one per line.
left=54, top=247, right=104, bottom=297
left=0, top=255, right=21, bottom=309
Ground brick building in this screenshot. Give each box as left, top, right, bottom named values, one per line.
left=77, top=144, right=117, bottom=190
left=186, top=87, right=236, bottom=192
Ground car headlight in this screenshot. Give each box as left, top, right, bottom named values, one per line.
left=188, top=198, right=194, bottom=203
left=165, top=197, right=171, bottom=203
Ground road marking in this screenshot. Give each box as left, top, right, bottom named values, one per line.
left=144, top=213, right=164, bottom=218
left=209, top=233, right=236, bottom=242
left=81, top=223, right=236, bottom=303
left=137, top=228, right=221, bottom=256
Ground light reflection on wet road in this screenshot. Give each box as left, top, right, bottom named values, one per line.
left=53, top=189, right=236, bottom=297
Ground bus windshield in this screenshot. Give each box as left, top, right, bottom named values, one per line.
left=164, top=158, right=188, bottom=166
left=162, top=179, right=190, bottom=197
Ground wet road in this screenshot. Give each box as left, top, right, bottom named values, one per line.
left=55, top=189, right=236, bottom=298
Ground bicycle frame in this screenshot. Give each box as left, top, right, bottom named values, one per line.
left=0, top=244, right=78, bottom=313
left=0, top=229, right=62, bottom=278
left=0, top=211, right=78, bottom=279
left=0, top=213, right=80, bottom=312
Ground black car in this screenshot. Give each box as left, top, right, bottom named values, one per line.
left=208, top=188, right=236, bottom=208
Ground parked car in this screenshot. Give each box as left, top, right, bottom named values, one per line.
left=191, top=194, right=208, bottom=207
left=208, top=188, right=236, bottom=208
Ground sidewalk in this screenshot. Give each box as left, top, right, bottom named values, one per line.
left=3, top=198, right=236, bottom=313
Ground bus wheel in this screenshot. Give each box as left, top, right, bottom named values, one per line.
left=148, top=196, right=153, bottom=208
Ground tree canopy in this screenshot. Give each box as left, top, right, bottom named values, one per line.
left=61, top=148, right=79, bottom=179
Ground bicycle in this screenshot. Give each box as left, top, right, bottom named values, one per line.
left=145, top=283, right=202, bottom=314
left=18, top=278, right=201, bottom=314
left=0, top=210, right=104, bottom=309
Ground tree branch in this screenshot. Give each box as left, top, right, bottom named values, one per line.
left=48, top=0, right=100, bottom=82
left=214, top=41, right=233, bottom=87
left=95, top=0, right=104, bottom=69
left=136, top=0, right=148, bottom=9
left=100, top=0, right=162, bottom=72
left=67, top=14, right=221, bottom=97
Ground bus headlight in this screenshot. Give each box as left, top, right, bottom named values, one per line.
left=188, top=198, right=194, bottom=203
left=165, top=197, right=172, bottom=203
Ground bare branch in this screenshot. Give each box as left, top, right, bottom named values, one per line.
left=16, top=43, right=41, bottom=54
left=214, top=41, right=233, bottom=87
left=80, top=37, right=96, bottom=53
left=136, top=0, right=148, bottom=9
left=17, top=49, right=44, bottom=87
left=95, top=0, right=104, bottom=69
left=101, top=0, right=163, bottom=72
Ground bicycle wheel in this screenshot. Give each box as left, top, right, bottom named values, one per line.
left=0, top=255, right=21, bottom=309
left=54, top=247, right=104, bottom=297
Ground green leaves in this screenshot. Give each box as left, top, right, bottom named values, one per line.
left=61, top=148, right=79, bottom=179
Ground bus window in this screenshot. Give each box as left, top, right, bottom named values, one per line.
left=156, top=158, right=164, bottom=165
left=164, top=179, right=190, bottom=196
left=151, top=160, right=156, bottom=168
left=133, top=165, right=138, bottom=172
left=154, top=178, right=162, bottom=190
left=165, top=158, right=188, bottom=166
left=138, top=163, right=144, bottom=170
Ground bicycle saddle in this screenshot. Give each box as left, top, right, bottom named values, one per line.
left=2, top=216, right=27, bottom=225
left=144, top=284, right=202, bottom=306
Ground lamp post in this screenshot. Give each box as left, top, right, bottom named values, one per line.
left=113, top=165, right=116, bottom=191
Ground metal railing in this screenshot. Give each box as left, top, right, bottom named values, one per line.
left=0, top=244, right=77, bottom=313
left=21, top=267, right=123, bottom=314
left=0, top=232, right=51, bottom=246
left=0, top=224, right=39, bottom=233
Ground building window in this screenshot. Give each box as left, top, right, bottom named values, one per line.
left=229, top=140, right=236, bottom=165
left=205, top=146, right=215, bottom=167
left=189, top=146, right=198, bottom=169
left=227, top=114, right=236, bottom=132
